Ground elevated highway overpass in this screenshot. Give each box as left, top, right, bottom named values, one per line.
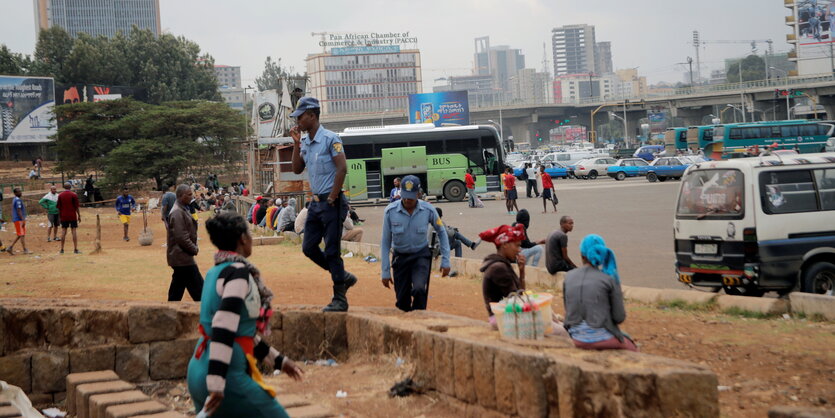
left=321, top=74, right=835, bottom=144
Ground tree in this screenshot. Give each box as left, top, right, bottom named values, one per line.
left=26, top=26, right=220, bottom=103
left=726, top=55, right=766, bottom=83
left=53, top=99, right=242, bottom=189
left=33, top=26, right=74, bottom=82
left=0, top=44, right=35, bottom=75
left=255, top=56, right=307, bottom=104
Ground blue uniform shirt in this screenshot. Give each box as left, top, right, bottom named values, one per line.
left=300, top=126, right=344, bottom=195
left=115, top=195, right=136, bottom=215
left=381, top=200, right=450, bottom=279
left=11, top=196, right=25, bottom=222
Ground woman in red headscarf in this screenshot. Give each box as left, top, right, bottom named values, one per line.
left=478, top=224, right=527, bottom=327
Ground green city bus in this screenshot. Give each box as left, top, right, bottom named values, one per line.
left=338, top=124, right=505, bottom=202
left=686, top=125, right=714, bottom=152
left=709, top=120, right=834, bottom=159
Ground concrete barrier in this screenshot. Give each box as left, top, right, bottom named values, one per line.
left=789, top=292, right=835, bottom=320
left=621, top=286, right=664, bottom=304
left=716, top=294, right=789, bottom=315
left=656, top=289, right=718, bottom=305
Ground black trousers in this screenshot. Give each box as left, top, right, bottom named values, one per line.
left=302, top=195, right=349, bottom=284
left=168, top=264, right=204, bottom=301
left=526, top=179, right=539, bottom=197
left=392, top=247, right=432, bottom=312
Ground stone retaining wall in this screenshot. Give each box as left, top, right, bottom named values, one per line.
left=0, top=298, right=718, bottom=417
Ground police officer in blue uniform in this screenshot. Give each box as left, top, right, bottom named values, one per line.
left=290, top=97, right=358, bottom=312
left=381, top=176, right=451, bottom=312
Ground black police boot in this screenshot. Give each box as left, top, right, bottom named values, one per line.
left=323, top=283, right=349, bottom=312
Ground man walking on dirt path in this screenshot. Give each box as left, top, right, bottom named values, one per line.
left=7, top=188, right=30, bottom=255
left=115, top=187, right=137, bottom=241
left=166, top=184, right=203, bottom=301
left=290, top=96, right=358, bottom=312
left=39, top=184, right=60, bottom=242
left=56, top=182, right=81, bottom=254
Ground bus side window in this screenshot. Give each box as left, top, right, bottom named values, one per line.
left=759, top=127, right=771, bottom=138
left=800, top=125, right=817, bottom=136
left=703, top=129, right=713, bottom=141
left=678, top=131, right=687, bottom=142
left=818, top=124, right=831, bottom=136
left=770, top=126, right=781, bottom=138
left=781, top=125, right=799, bottom=137
left=729, top=128, right=743, bottom=140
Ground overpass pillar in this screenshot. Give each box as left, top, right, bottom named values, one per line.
left=818, top=96, right=835, bottom=120
left=505, top=119, right=532, bottom=145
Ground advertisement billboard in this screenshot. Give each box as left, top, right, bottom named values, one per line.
left=798, top=0, right=835, bottom=45
left=0, top=76, right=56, bottom=143
left=408, top=91, right=469, bottom=127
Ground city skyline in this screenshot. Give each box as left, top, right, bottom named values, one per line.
left=2, top=0, right=793, bottom=91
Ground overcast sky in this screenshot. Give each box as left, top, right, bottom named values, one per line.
left=2, top=0, right=793, bottom=89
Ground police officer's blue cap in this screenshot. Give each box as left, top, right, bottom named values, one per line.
left=290, top=97, right=320, bottom=118
left=400, top=175, right=420, bottom=200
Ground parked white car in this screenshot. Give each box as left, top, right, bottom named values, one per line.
left=574, top=157, right=618, bottom=179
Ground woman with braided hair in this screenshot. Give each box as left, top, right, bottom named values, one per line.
left=187, top=212, right=304, bottom=417
left=563, top=234, right=638, bottom=352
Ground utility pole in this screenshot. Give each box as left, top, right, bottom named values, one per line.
left=738, top=59, right=746, bottom=122
left=692, top=31, right=702, bottom=83
left=687, top=57, right=694, bottom=86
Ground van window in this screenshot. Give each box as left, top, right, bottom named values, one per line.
left=676, top=169, right=744, bottom=219
left=814, top=169, right=835, bottom=210
left=760, top=170, right=818, bottom=214
left=557, top=154, right=571, bottom=161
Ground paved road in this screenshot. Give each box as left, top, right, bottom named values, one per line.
left=350, top=176, right=685, bottom=289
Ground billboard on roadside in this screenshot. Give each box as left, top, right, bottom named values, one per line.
left=408, top=91, right=469, bottom=127
left=0, top=76, right=56, bottom=143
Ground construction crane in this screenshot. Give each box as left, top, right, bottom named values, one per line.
left=691, top=31, right=774, bottom=82
left=311, top=32, right=328, bottom=53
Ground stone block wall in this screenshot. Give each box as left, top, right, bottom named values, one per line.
left=0, top=298, right=719, bottom=417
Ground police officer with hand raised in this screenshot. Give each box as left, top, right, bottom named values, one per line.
left=290, top=97, right=358, bottom=312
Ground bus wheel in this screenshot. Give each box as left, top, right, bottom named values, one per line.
left=801, top=261, right=835, bottom=295
left=443, top=180, right=466, bottom=202
left=647, top=172, right=658, bottom=182
left=615, top=172, right=626, bottom=181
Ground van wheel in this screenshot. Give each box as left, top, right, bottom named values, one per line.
left=588, top=171, right=598, bottom=180
left=615, top=172, right=626, bottom=181
left=801, top=261, right=835, bottom=295
left=723, top=285, right=765, bottom=297
left=647, top=172, right=658, bottom=182
left=443, top=180, right=466, bottom=202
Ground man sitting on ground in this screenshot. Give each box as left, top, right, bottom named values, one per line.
left=545, top=215, right=578, bottom=274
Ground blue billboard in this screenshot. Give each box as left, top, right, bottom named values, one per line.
left=408, top=91, right=469, bottom=127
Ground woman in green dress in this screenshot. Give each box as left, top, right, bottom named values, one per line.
left=187, top=212, right=304, bottom=417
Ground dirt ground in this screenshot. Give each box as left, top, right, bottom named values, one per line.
left=0, top=207, right=833, bottom=417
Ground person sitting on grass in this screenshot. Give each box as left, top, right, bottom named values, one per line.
left=563, top=234, right=637, bottom=352
left=478, top=224, right=527, bottom=329
left=276, top=198, right=297, bottom=233
left=187, top=211, right=304, bottom=417
left=432, top=207, right=480, bottom=258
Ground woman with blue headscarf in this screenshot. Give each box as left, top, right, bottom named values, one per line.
left=563, top=234, right=638, bottom=352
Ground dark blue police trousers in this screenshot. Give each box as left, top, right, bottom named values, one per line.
left=302, top=196, right=348, bottom=284
left=392, top=246, right=432, bottom=312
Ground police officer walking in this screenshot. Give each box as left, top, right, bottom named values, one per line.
left=381, top=176, right=451, bottom=312
left=290, top=97, right=358, bottom=312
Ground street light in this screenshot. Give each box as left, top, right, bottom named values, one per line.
left=769, top=66, right=787, bottom=79
left=488, top=119, right=504, bottom=145
left=721, top=104, right=743, bottom=123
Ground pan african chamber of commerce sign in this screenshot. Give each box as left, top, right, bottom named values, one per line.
left=0, top=76, right=57, bottom=143
left=316, top=32, right=418, bottom=53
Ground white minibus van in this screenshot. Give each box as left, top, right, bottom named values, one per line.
left=674, top=153, right=835, bottom=296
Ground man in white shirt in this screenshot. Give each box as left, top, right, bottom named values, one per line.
left=525, top=163, right=539, bottom=198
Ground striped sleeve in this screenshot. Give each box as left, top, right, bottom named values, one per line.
left=253, top=335, right=286, bottom=371
left=206, top=263, right=250, bottom=393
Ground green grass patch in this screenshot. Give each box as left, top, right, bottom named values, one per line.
left=656, top=298, right=718, bottom=312
left=721, top=306, right=779, bottom=319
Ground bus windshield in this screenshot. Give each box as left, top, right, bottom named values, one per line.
left=676, top=169, right=744, bottom=219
